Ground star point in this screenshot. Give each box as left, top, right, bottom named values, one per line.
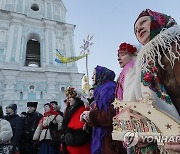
left=165, top=123, right=172, bottom=129
left=147, top=111, right=151, bottom=115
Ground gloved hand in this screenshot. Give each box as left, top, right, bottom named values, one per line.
left=33, top=140, right=40, bottom=148
left=81, top=111, right=90, bottom=122
left=80, top=113, right=87, bottom=122
left=12, top=146, right=20, bottom=154
left=60, top=134, right=65, bottom=143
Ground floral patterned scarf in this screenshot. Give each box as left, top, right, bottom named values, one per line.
left=134, top=9, right=177, bottom=40
left=93, top=65, right=115, bottom=89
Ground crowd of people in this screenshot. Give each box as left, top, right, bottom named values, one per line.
left=0, top=8, right=180, bottom=154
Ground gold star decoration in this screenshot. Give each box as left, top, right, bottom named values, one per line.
left=165, top=123, right=172, bottom=129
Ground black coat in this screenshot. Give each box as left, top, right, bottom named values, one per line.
left=5, top=114, right=23, bottom=147
left=21, top=111, right=43, bottom=154
left=23, top=111, right=43, bottom=141
left=61, top=98, right=91, bottom=146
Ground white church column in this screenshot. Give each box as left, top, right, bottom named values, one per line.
left=45, top=72, right=57, bottom=100
left=44, top=22, right=56, bottom=66
left=64, top=25, right=76, bottom=68
left=15, top=22, right=23, bottom=63
left=5, top=20, right=22, bottom=63
left=5, top=22, right=14, bottom=62
left=0, top=0, right=3, bottom=9
left=2, top=70, right=19, bottom=100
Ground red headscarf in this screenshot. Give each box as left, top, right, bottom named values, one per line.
left=43, top=103, right=59, bottom=117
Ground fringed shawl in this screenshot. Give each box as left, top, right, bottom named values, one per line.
left=135, top=25, right=180, bottom=121
left=139, top=25, right=180, bottom=71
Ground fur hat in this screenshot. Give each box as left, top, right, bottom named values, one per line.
left=6, top=103, right=17, bottom=113
left=27, top=102, right=38, bottom=108
left=50, top=101, right=58, bottom=105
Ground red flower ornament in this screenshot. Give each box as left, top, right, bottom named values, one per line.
left=118, top=42, right=137, bottom=55
left=151, top=67, right=157, bottom=73
left=144, top=72, right=153, bottom=83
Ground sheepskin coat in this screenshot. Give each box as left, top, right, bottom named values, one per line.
left=33, top=114, right=63, bottom=141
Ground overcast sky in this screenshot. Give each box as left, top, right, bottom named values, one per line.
left=62, top=0, right=180, bottom=85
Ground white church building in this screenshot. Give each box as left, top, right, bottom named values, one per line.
left=0, top=0, right=84, bottom=113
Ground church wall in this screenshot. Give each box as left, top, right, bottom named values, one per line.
left=1, top=0, right=66, bottom=23
left=0, top=19, right=9, bottom=62
left=0, top=0, right=83, bottom=113
left=0, top=68, right=83, bottom=113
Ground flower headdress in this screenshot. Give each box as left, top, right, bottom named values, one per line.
left=118, top=42, right=137, bottom=55
left=65, top=87, right=77, bottom=98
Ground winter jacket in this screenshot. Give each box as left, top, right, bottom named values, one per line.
left=89, top=108, right=127, bottom=154
left=22, top=111, right=43, bottom=141
left=62, top=98, right=91, bottom=154
left=5, top=114, right=23, bottom=147
left=33, top=114, right=63, bottom=141
left=20, top=111, right=43, bottom=154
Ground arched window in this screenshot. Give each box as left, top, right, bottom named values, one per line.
left=25, top=34, right=41, bottom=67
left=29, top=85, right=35, bottom=89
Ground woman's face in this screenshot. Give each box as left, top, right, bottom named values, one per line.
left=134, top=16, right=151, bottom=45
left=68, top=97, right=75, bottom=106
left=92, top=69, right=96, bottom=85
left=118, top=52, right=133, bottom=67
left=44, top=105, right=50, bottom=112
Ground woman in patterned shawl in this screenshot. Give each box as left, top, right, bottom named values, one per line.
left=134, top=9, right=180, bottom=153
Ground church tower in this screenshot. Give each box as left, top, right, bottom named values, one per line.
left=0, top=0, right=83, bottom=112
